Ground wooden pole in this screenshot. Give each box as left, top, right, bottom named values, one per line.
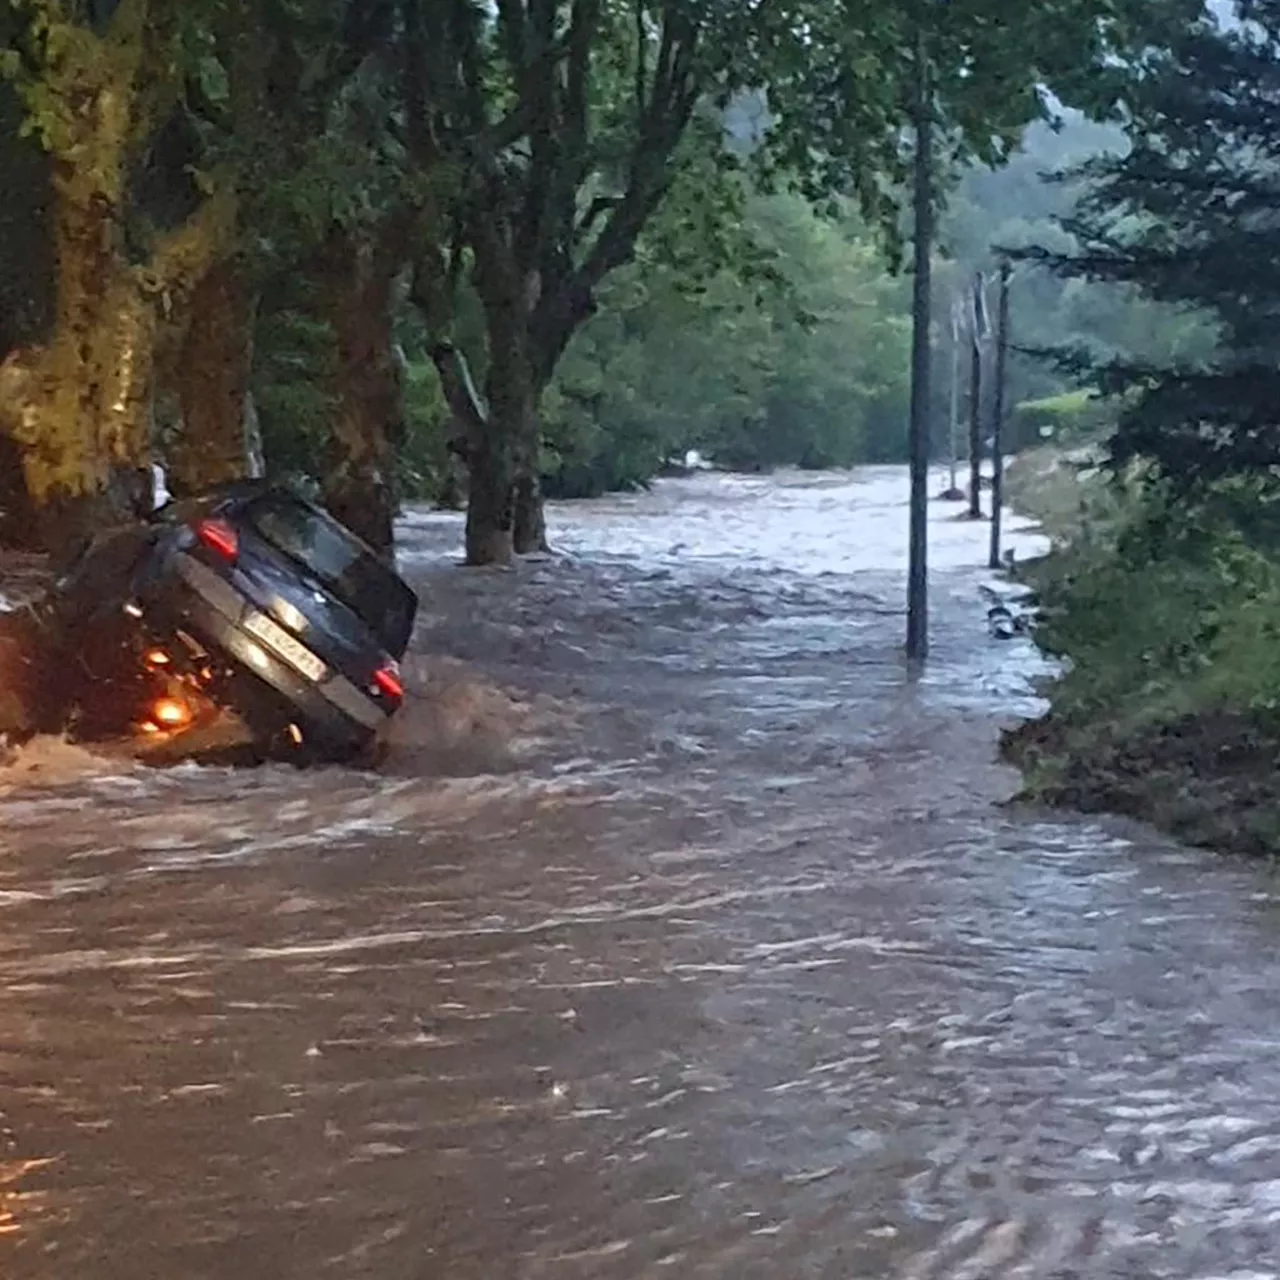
left=906, top=27, right=934, bottom=663
left=948, top=298, right=960, bottom=495
left=967, top=272, right=985, bottom=520
left=989, top=261, right=1011, bottom=570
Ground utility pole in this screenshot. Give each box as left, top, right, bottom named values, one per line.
left=967, top=271, right=987, bottom=520
left=906, top=24, right=934, bottom=664
left=947, top=297, right=961, bottom=498
left=988, top=261, right=1012, bottom=571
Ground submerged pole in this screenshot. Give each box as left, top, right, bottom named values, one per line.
left=948, top=297, right=961, bottom=495
left=967, top=272, right=985, bottom=520
left=906, top=25, right=934, bottom=664
left=989, top=261, right=1012, bottom=570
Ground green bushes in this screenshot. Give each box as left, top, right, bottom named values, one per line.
left=1008, top=479, right=1280, bottom=852
left=1011, top=389, right=1119, bottom=449
left=536, top=193, right=913, bottom=496
left=1002, top=444, right=1118, bottom=545
left=1028, top=483, right=1280, bottom=721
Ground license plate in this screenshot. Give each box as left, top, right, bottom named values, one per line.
left=243, top=610, right=327, bottom=683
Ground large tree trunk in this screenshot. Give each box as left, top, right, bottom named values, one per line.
left=169, top=256, right=258, bottom=497
left=0, top=429, right=37, bottom=549
left=511, top=434, right=548, bottom=555
left=464, top=432, right=513, bottom=566
left=514, top=283, right=599, bottom=557
left=5, top=178, right=159, bottom=565
left=0, top=172, right=235, bottom=564
left=29, top=186, right=121, bottom=505
left=465, top=233, right=541, bottom=567
left=320, top=228, right=405, bottom=557
left=512, top=477, right=547, bottom=554
left=464, top=336, right=536, bottom=566
left=0, top=354, right=41, bottom=549
left=0, top=8, right=238, bottom=565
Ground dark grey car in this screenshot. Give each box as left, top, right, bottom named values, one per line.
left=39, top=482, right=419, bottom=764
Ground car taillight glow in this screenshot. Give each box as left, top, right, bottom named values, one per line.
left=194, top=518, right=239, bottom=562
left=151, top=696, right=193, bottom=728
left=373, top=664, right=403, bottom=700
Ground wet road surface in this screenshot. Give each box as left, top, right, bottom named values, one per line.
left=4, top=468, right=1280, bottom=1278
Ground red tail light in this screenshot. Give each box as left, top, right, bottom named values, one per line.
left=194, top=518, right=239, bottom=562
left=373, top=663, right=403, bottom=700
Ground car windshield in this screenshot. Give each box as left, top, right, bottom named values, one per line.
left=245, top=494, right=417, bottom=656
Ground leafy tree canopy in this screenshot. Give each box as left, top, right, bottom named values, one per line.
left=1020, top=0, right=1280, bottom=485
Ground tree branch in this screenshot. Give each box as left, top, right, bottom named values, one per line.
left=429, top=340, right=490, bottom=435
left=495, top=0, right=527, bottom=79
left=511, top=0, right=559, bottom=273
left=142, top=182, right=238, bottom=301
left=634, top=0, right=647, bottom=119
left=576, top=195, right=621, bottom=237
left=400, top=0, right=437, bottom=163
left=525, top=5, right=701, bottom=382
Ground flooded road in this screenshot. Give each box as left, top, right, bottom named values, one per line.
left=5, top=467, right=1280, bottom=1278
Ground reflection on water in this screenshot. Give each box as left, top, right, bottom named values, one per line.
left=0, top=1160, right=59, bottom=1246
left=3, top=467, right=1280, bottom=1279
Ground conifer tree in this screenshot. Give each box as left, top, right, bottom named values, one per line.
left=1022, top=2, right=1280, bottom=486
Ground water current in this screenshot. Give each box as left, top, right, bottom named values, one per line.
left=3, top=467, right=1280, bottom=1279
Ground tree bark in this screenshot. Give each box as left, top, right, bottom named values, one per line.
left=464, top=432, right=513, bottom=566
left=511, top=399, right=549, bottom=554
left=320, top=228, right=406, bottom=558
left=512, top=472, right=548, bottom=554
left=0, top=4, right=240, bottom=564
left=462, top=232, right=532, bottom=567
left=29, top=184, right=121, bottom=508
left=463, top=332, right=533, bottom=566
left=0, top=433, right=38, bottom=549
left=0, top=354, right=40, bottom=549
left=6, top=178, right=158, bottom=563
left=169, top=256, right=258, bottom=497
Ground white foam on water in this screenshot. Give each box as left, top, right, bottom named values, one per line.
left=536, top=465, right=1049, bottom=577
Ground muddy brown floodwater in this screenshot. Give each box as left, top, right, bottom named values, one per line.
left=4, top=467, right=1280, bottom=1279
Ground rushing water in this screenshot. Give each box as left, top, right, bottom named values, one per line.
left=4, top=467, right=1280, bottom=1279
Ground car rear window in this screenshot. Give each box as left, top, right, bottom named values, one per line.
left=245, top=495, right=417, bottom=656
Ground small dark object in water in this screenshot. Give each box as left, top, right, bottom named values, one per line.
left=979, top=584, right=1036, bottom=640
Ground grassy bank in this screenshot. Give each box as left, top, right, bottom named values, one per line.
left=1001, top=442, right=1111, bottom=545
left=1001, top=449, right=1280, bottom=857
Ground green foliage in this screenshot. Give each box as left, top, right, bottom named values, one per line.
left=396, top=358, right=456, bottom=500
left=1025, top=481, right=1280, bottom=735
left=1002, top=442, right=1118, bottom=545
left=0, top=0, right=206, bottom=175
left=539, top=192, right=912, bottom=496
left=1004, top=480, right=1280, bottom=855
left=1017, top=1, right=1280, bottom=488
left=754, top=0, right=1202, bottom=250
left=250, top=301, right=335, bottom=481
left=939, top=115, right=1220, bottom=426
left=403, top=0, right=1205, bottom=535
left=0, top=0, right=1228, bottom=539
left=999, top=5, right=1280, bottom=849
left=1013, top=389, right=1118, bottom=448
left=251, top=288, right=472, bottom=507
